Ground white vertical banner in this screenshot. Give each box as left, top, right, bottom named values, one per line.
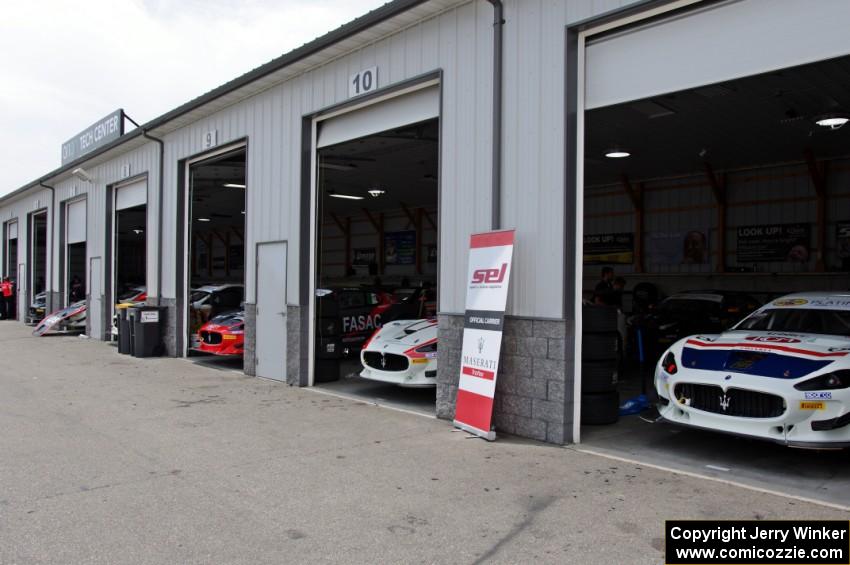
left=453, top=230, right=516, bottom=440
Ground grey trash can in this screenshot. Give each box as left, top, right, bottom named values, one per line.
left=117, top=306, right=132, bottom=354
left=130, top=306, right=167, bottom=358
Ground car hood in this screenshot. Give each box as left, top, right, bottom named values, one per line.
left=677, top=331, right=850, bottom=379
left=370, top=319, right=437, bottom=348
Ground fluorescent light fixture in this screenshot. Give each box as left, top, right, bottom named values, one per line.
left=72, top=167, right=93, bottom=182
left=328, top=192, right=364, bottom=200
left=605, top=150, right=631, bottom=159
left=815, top=115, right=849, bottom=130
left=241, top=210, right=245, bottom=215
left=132, top=229, right=144, bottom=235
left=197, top=218, right=211, bottom=222
left=320, top=163, right=358, bottom=171
left=368, top=188, right=385, bottom=198
left=223, top=183, right=246, bottom=188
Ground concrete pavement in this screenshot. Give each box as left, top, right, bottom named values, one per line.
left=0, top=322, right=846, bottom=565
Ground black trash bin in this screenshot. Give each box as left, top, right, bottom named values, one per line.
left=117, top=304, right=132, bottom=354
left=130, top=306, right=167, bottom=358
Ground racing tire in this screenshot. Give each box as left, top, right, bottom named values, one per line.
left=314, top=359, right=341, bottom=383
left=581, top=391, right=620, bottom=425
left=582, top=305, right=618, bottom=333
left=581, top=360, right=618, bottom=393
left=581, top=332, right=619, bottom=361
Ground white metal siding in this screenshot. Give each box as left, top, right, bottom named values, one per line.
left=2, top=0, right=642, bottom=320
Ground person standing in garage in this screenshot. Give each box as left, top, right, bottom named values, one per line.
left=1, top=277, right=13, bottom=320
left=593, top=266, right=616, bottom=305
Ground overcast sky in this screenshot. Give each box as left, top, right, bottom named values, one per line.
left=0, top=0, right=388, bottom=196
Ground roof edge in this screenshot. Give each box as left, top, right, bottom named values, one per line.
left=1, top=0, right=430, bottom=206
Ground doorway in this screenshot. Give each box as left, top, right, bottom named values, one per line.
left=309, top=84, right=440, bottom=416
left=184, top=146, right=247, bottom=368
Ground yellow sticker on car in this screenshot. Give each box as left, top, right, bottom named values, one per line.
left=222, top=334, right=238, bottom=340
left=799, top=401, right=825, bottom=410
left=410, top=358, right=429, bottom=364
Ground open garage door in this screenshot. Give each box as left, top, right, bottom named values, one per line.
left=110, top=179, right=148, bottom=339
left=27, top=211, right=47, bottom=324
left=310, top=84, right=440, bottom=416
left=184, top=147, right=246, bottom=369
left=65, top=199, right=86, bottom=308
left=579, top=7, right=850, bottom=502
left=585, top=0, right=850, bottom=110
left=3, top=220, right=19, bottom=320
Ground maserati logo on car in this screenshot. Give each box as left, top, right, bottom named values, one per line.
left=719, top=394, right=731, bottom=412
left=380, top=354, right=387, bottom=369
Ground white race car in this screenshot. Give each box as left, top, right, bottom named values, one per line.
left=359, top=319, right=437, bottom=388
left=655, top=292, right=850, bottom=448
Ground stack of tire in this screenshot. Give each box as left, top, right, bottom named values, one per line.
left=581, top=305, right=620, bottom=425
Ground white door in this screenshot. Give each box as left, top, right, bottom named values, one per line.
left=89, top=257, right=102, bottom=340
left=256, top=241, right=287, bottom=381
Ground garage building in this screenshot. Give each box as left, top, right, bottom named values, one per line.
left=1, top=0, right=849, bottom=449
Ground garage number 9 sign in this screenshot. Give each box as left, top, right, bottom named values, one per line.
left=349, top=67, right=378, bottom=98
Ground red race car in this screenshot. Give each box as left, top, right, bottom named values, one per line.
left=196, top=310, right=245, bottom=356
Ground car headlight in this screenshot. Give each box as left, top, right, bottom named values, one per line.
left=662, top=351, right=678, bottom=375
left=794, top=370, right=850, bottom=391
left=416, top=342, right=437, bottom=354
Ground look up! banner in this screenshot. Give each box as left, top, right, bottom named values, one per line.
left=453, top=230, right=516, bottom=440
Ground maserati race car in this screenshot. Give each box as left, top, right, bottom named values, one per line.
left=359, top=319, right=437, bottom=387
left=195, top=310, right=245, bottom=356
left=655, top=293, right=850, bottom=447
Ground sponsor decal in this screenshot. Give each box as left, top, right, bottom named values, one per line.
left=773, top=298, right=809, bottom=307
left=342, top=314, right=381, bottom=333
left=804, top=391, right=832, bottom=400
left=746, top=335, right=801, bottom=343
left=799, top=401, right=826, bottom=411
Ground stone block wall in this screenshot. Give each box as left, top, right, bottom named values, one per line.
left=243, top=303, right=257, bottom=375
left=436, top=313, right=574, bottom=445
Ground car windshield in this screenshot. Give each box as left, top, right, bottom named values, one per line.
left=737, top=308, right=850, bottom=337
left=658, top=298, right=721, bottom=316
left=118, top=288, right=143, bottom=301
left=190, top=290, right=210, bottom=303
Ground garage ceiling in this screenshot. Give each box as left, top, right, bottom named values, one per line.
left=191, top=149, right=246, bottom=231
left=585, top=55, right=850, bottom=187
left=319, top=119, right=438, bottom=216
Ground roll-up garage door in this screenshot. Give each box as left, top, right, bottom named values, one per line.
left=317, top=86, right=439, bottom=148
left=7, top=221, right=17, bottom=240
left=67, top=199, right=86, bottom=244
left=115, top=179, right=147, bottom=210
left=585, top=0, right=850, bottom=110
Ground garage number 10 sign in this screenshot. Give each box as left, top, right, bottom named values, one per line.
left=453, top=230, right=516, bottom=440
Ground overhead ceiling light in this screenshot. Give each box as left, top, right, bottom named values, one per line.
left=241, top=210, right=245, bottom=215
left=815, top=114, right=849, bottom=130
left=223, top=183, right=246, bottom=188
left=133, top=229, right=144, bottom=235
left=328, top=192, right=364, bottom=200
left=605, top=150, right=631, bottom=159
left=197, top=217, right=211, bottom=222
left=368, top=188, right=385, bottom=198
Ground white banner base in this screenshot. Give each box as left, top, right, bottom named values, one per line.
left=453, top=419, right=496, bottom=441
